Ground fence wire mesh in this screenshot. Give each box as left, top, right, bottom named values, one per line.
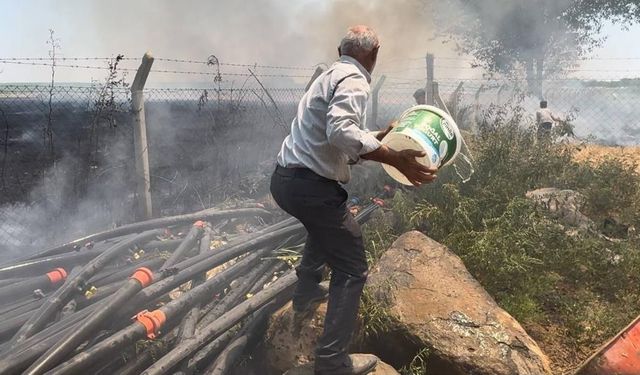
left=0, top=77, right=638, bottom=257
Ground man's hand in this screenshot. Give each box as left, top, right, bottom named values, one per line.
left=375, top=120, right=398, bottom=141
left=391, top=149, right=437, bottom=186
left=361, top=145, right=437, bottom=187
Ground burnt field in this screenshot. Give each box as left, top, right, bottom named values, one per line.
left=0, top=87, right=306, bottom=257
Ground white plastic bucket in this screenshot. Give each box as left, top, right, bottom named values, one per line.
left=381, top=105, right=462, bottom=185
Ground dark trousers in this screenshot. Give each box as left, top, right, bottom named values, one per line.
left=538, top=122, right=552, bottom=138
left=270, top=165, right=368, bottom=370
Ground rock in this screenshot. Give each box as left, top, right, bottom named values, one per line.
left=283, top=358, right=400, bottom=375
left=526, top=188, right=594, bottom=229
left=263, top=301, right=327, bottom=373
left=264, top=301, right=399, bottom=375
left=364, top=231, right=552, bottom=375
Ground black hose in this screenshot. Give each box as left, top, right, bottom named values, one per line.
left=0, top=271, right=66, bottom=302
left=0, top=300, right=107, bottom=373
left=3, top=265, right=82, bottom=346
left=144, top=238, right=184, bottom=251
left=0, top=308, right=98, bottom=374
left=10, top=230, right=161, bottom=345
left=0, top=277, right=28, bottom=288
left=177, top=260, right=280, bottom=374
left=0, top=306, right=36, bottom=342
left=0, top=249, right=101, bottom=280
left=11, top=207, right=270, bottom=263
left=140, top=271, right=297, bottom=375
left=25, top=267, right=155, bottom=374
left=75, top=279, right=125, bottom=309
left=46, top=249, right=272, bottom=375
left=58, top=299, right=77, bottom=320
left=132, top=224, right=303, bottom=310
left=89, top=256, right=164, bottom=287
left=204, top=304, right=274, bottom=375
left=202, top=337, right=252, bottom=374
left=197, top=258, right=278, bottom=330
left=176, top=226, right=210, bottom=346
left=118, top=328, right=180, bottom=375
left=169, top=220, right=303, bottom=274
left=184, top=326, right=238, bottom=373
left=90, top=355, right=128, bottom=375
left=0, top=297, right=44, bottom=325
left=119, top=351, right=154, bottom=375
left=0, top=296, right=41, bottom=317
left=2, top=295, right=110, bottom=357
left=178, top=307, right=201, bottom=342
left=160, top=222, right=205, bottom=271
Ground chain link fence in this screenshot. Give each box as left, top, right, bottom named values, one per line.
left=0, top=78, right=638, bottom=257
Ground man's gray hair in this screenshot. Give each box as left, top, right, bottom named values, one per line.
left=339, top=25, right=379, bottom=56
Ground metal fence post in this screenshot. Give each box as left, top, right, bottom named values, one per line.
left=425, top=53, right=435, bottom=105
left=370, top=75, right=386, bottom=130
left=131, top=52, right=154, bottom=220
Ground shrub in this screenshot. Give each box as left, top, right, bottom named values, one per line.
left=366, top=106, right=640, bottom=364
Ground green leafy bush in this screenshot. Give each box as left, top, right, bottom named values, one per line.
left=366, top=106, right=640, bottom=366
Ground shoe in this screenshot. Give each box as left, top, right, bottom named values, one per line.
left=314, top=353, right=379, bottom=375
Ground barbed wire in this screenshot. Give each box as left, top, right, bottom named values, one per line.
left=3, top=56, right=640, bottom=83
left=0, top=56, right=139, bottom=61
left=153, top=57, right=318, bottom=71
left=0, top=56, right=319, bottom=71
left=0, top=60, right=310, bottom=78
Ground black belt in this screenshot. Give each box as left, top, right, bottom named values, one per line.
left=275, top=164, right=336, bottom=183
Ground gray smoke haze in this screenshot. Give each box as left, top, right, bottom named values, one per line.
left=86, top=0, right=448, bottom=67
left=4, top=0, right=466, bottom=84
left=2, top=0, right=634, bottom=260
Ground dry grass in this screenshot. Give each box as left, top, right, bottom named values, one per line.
left=573, top=144, right=640, bottom=173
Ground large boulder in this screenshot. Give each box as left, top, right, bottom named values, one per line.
left=364, top=231, right=552, bottom=375
left=526, top=188, right=594, bottom=230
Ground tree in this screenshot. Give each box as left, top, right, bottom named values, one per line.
left=433, top=0, right=640, bottom=96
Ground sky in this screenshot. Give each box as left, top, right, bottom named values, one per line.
left=1, top=0, right=639, bottom=86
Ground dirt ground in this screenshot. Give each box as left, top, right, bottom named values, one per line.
left=572, top=144, right=640, bottom=172
left=525, top=322, right=593, bottom=375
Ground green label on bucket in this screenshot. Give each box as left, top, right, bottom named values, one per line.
left=392, top=109, right=458, bottom=165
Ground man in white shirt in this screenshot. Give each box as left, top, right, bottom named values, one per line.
left=536, top=100, right=560, bottom=138
left=271, top=25, right=437, bottom=375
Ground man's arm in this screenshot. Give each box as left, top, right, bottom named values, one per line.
left=326, top=76, right=436, bottom=186
left=361, top=145, right=437, bottom=187
left=325, top=75, right=382, bottom=161
left=371, top=120, right=398, bottom=141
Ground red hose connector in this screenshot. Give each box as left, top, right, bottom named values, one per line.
left=46, top=268, right=67, bottom=284
left=130, top=267, right=154, bottom=288
left=134, top=309, right=167, bottom=339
